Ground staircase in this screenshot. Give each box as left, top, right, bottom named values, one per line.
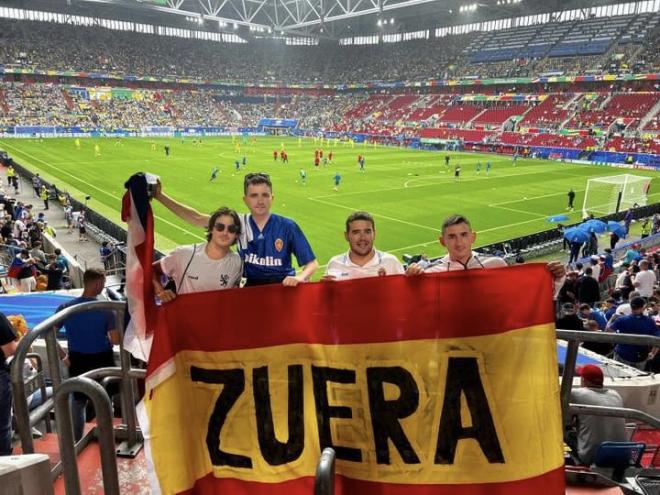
left=638, top=98, right=660, bottom=131
left=0, top=87, right=9, bottom=113
left=60, top=88, right=74, bottom=111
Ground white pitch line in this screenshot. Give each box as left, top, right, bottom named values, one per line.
left=0, top=141, right=206, bottom=241
left=488, top=188, right=587, bottom=207
left=489, top=204, right=547, bottom=218
left=307, top=196, right=440, bottom=233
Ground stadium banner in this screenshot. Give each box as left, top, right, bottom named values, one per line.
left=3, top=66, right=658, bottom=90
left=141, top=265, right=565, bottom=495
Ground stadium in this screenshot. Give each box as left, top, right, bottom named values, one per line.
left=0, top=0, right=660, bottom=493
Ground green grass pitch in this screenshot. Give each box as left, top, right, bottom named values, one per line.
left=1, top=136, right=658, bottom=270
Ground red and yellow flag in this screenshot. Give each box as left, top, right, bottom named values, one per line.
left=141, top=264, right=565, bottom=495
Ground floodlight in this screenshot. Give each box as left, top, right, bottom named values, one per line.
left=390, top=17, right=394, bottom=23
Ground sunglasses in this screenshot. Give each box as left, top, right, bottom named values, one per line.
left=213, top=223, right=239, bottom=234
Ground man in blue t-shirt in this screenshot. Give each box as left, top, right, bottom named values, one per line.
left=155, top=173, right=318, bottom=286
left=0, top=312, right=18, bottom=455
left=607, top=296, right=659, bottom=370
left=56, top=268, right=118, bottom=440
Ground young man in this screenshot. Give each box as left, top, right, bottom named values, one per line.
left=405, top=215, right=565, bottom=292
left=454, top=165, right=461, bottom=180
left=56, top=269, right=119, bottom=441
left=154, top=173, right=318, bottom=287
left=299, top=169, right=307, bottom=186
left=325, top=211, right=404, bottom=281
left=210, top=167, right=220, bottom=182
left=152, top=207, right=243, bottom=301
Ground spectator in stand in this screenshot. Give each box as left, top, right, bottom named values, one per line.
left=0, top=311, right=18, bottom=455
left=8, top=249, right=37, bottom=292
left=44, top=254, right=64, bottom=291
left=568, top=365, right=627, bottom=465
left=152, top=207, right=243, bottom=301
left=556, top=302, right=584, bottom=331
left=55, top=269, right=118, bottom=441
left=99, top=241, right=113, bottom=271
left=633, top=259, right=657, bottom=299
left=576, top=267, right=600, bottom=307
left=607, top=296, right=659, bottom=370
left=324, top=211, right=404, bottom=280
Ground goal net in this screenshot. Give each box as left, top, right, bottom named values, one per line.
left=582, top=174, right=652, bottom=218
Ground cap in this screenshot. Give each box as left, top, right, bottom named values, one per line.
left=577, top=364, right=603, bottom=387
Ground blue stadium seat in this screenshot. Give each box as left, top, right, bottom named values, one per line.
left=593, top=441, right=646, bottom=481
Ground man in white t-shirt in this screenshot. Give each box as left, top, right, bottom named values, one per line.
left=324, top=211, right=404, bottom=281
left=406, top=214, right=565, bottom=293
left=152, top=206, right=243, bottom=300
left=634, top=260, right=657, bottom=298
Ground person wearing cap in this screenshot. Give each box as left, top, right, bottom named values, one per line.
left=607, top=296, right=659, bottom=369
left=569, top=364, right=627, bottom=465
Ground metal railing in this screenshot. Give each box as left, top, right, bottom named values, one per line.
left=558, top=328, right=660, bottom=427
left=9, top=300, right=144, bottom=489
left=314, top=448, right=336, bottom=495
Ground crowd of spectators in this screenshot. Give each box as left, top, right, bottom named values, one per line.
left=0, top=81, right=658, bottom=154
left=0, top=180, right=73, bottom=293
left=1, top=16, right=659, bottom=84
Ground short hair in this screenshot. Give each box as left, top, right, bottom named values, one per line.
left=54, top=248, right=62, bottom=255
left=441, top=214, right=471, bottom=235
left=243, top=172, right=272, bottom=195
left=585, top=267, right=593, bottom=275
left=83, top=268, right=105, bottom=286
left=206, top=207, right=241, bottom=242
left=579, top=303, right=592, bottom=311
left=345, top=211, right=374, bottom=232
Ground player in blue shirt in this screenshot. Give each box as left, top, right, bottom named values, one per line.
left=210, top=166, right=220, bottom=182
left=486, top=161, right=492, bottom=175
left=155, top=173, right=319, bottom=287
left=333, top=172, right=341, bottom=191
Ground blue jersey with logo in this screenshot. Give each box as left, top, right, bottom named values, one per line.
left=238, top=213, right=315, bottom=282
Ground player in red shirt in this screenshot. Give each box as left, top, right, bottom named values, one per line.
left=319, top=150, right=323, bottom=158
left=314, top=156, right=320, bottom=168
left=328, top=151, right=333, bottom=163
left=357, top=154, right=362, bottom=165
left=273, top=150, right=278, bottom=161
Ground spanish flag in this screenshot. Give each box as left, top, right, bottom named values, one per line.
left=140, top=265, right=565, bottom=494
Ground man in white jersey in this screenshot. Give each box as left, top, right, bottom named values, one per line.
left=406, top=214, right=565, bottom=290
left=324, top=211, right=404, bottom=281
left=152, top=206, right=243, bottom=301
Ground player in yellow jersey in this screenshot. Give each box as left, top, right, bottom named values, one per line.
left=75, top=138, right=81, bottom=150
left=94, top=144, right=101, bottom=157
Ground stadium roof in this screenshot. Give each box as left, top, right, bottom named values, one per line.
left=14, top=0, right=630, bottom=38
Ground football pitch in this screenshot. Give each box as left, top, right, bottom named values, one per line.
left=1, top=136, right=658, bottom=267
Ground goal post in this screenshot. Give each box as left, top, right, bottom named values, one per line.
left=582, top=174, right=652, bottom=218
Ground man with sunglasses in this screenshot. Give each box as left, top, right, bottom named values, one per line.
left=152, top=207, right=243, bottom=301
left=154, top=173, right=318, bottom=287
